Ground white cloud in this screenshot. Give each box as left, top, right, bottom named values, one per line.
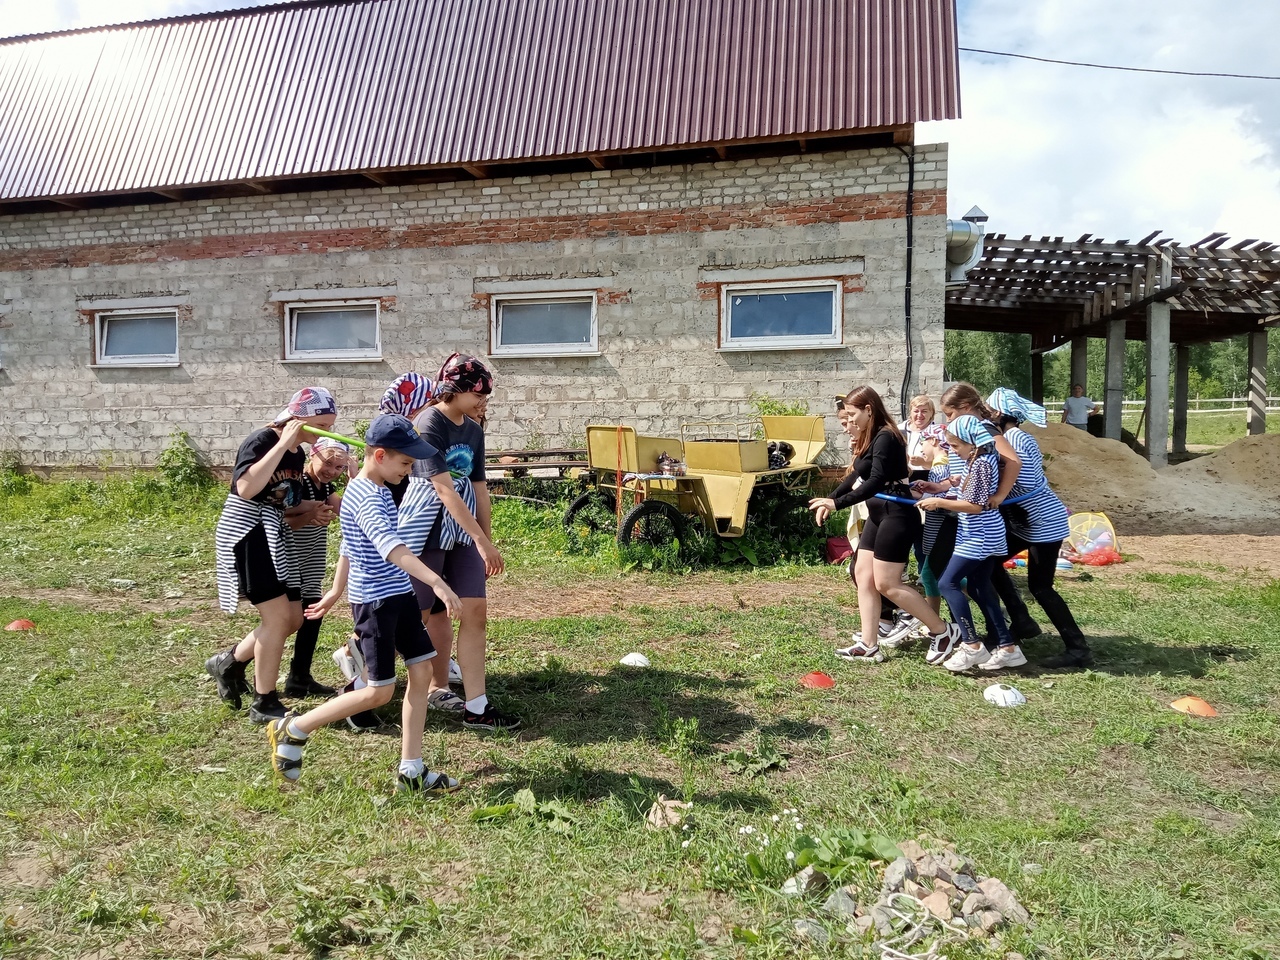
left=920, top=0, right=1280, bottom=243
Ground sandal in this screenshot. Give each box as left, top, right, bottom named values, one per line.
left=267, top=713, right=307, bottom=781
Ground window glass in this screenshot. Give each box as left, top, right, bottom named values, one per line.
left=727, top=289, right=836, bottom=340
left=292, top=306, right=378, bottom=353
left=499, top=299, right=593, bottom=346
left=100, top=312, right=178, bottom=359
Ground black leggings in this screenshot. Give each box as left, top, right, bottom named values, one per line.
left=1001, top=537, right=1086, bottom=649
left=289, top=595, right=323, bottom=679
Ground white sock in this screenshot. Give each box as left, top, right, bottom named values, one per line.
left=465, top=694, right=488, bottom=714
left=286, top=721, right=309, bottom=741
left=399, top=758, right=425, bottom=779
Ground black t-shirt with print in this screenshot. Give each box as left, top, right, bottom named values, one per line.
left=412, top=408, right=486, bottom=483
left=231, top=427, right=305, bottom=510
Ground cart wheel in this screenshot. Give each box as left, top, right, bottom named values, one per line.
left=618, top=499, right=687, bottom=553
left=563, top=489, right=617, bottom=534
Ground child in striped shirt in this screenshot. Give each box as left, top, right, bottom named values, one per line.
left=268, top=414, right=463, bottom=794
left=917, top=415, right=1017, bottom=672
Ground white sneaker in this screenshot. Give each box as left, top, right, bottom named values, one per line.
left=944, top=643, right=992, bottom=672
left=879, top=617, right=916, bottom=649
left=448, top=658, right=463, bottom=688
left=925, top=624, right=961, bottom=665
left=331, top=645, right=358, bottom=682
left=835, top=641, right=885, bottom=663
left=979, top=646, right=1028, bottom=671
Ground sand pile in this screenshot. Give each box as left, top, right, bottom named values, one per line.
left=1169, top=434, right=1280, bottom=495
left=1021, top=424, right=1280, bottom=535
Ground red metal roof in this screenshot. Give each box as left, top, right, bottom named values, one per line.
left=0, top=0, right=959, bottom=203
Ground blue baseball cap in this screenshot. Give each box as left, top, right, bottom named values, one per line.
left=363, top=414, right=436, bottom=459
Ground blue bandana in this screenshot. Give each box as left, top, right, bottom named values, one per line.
left=948, top=414, right=995, bottom=448
left=987, top=387, right=1048, bottom=428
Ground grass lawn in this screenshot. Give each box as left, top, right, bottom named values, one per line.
left=1, top=477, right=1278, bottom=959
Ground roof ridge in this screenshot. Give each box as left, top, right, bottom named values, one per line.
left=0, top=0, right=382, bottom=46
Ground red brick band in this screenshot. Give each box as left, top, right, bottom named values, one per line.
left=0, top=189, right=944, bottom=272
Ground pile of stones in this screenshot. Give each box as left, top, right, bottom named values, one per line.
left=783, top=838, right=1031, bottom=956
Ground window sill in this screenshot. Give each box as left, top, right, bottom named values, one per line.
left=279, top=357, right=385, bottom=364
left=717, top=342, right=846, bottom=353
left=488, top=350, right=603, bottom=360
left=89, top=361, right=182, bottom=369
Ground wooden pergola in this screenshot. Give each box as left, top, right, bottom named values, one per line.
left=946, top=231, right=1280, bottom=464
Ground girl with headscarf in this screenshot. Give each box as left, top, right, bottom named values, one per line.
left=406, top=354, right=519, bottom=732
left=378, top=373, right=435, bottom=506
left=918, top=415, right=1017, bottom=672
left=809, top=386, right=961, bottom=663
left=207, top=387, right=338, bottom=724
left=986, top=388, right=1091, bottom=668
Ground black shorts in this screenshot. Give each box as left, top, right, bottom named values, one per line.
left=410, top=543, right=487, bottom=614
left=350, top=591, right=436, bottom=687
left=857, top=500, right=920, bottom=565
left=233, top=525, right=301, bottom=606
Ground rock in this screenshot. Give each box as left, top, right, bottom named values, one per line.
left=942, top=850, right=977, bottom=877
left=870, top=904, right=899, bottom=937
left=851, top=915, right=875, bottom=937
left=822, top=887, right=859, bottom=917
left=921, top=891, right=953, bottom=922
left=781, top=866, right=828, bottom=896
left=881, top=856, right=917, bottom=893
left=793, top=919, right=829, bottom=944
left=1005, top=953, right=1027, bottom=960
left=932, top=879, right=960, bottom=902
left=951, top=872, right=979, bottom=893
left=108, top=578, right=137, bottom=590
left=977, top=878, right=1031, bottom=925
left=976, top=909, right=1003, bottom=933
left=644, top=795, right=690, bottom=831
left=903, top=879, right=928, bottom=899
left=960, top=892, right=993, bottom=917
left=898, top=839, right=929, bottom=863
left=915, top=854, right=943, bottom=879
left=1022, top=863, right=1044, bottom=875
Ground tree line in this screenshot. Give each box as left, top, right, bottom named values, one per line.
left=944, top=328, right=1280, bottom=402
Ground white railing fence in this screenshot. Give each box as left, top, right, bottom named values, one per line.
left=1115, top=398, right=1280, bottom=415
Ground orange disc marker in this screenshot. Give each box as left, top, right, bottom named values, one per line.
left=800, top=671, right=835, bottom=689
left=5, top=619, right=35, bottom=631
left=1170, top=696, right=1217, bottom=717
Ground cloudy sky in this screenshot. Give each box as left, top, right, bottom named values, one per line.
left=2, top=0, right=1277, bottom=245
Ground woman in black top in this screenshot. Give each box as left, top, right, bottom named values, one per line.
left=809, top=386, right=958, bottom=663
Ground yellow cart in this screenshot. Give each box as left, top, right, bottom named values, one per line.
left=563, top=416, right=827, bottom=553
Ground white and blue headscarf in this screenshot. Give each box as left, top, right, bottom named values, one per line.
left=987, top=387, right=1048, bottom=428
left=947, top=414, right=996, bottom=450
left=380, top=373, right=434, bottom=416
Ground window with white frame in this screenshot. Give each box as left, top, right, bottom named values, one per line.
left=285, top=301, right=381, bottom=361
left=720, top=280, right=843, bottom=350
left=490, top=292, right=598, bottom=357
left=94, top=309, right=180, bottom=366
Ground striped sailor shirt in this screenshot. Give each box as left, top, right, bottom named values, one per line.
left=338, top=478, right=412, bottom=604
left=1005, top=428, right=1071, bottom=544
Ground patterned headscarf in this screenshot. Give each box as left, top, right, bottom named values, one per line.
left=311, top=437, right=349, bottom=458
left=987, top=387, right=1048, bottom=428
left=380, top=373, right=434, bottom=416
left=946, top=414, right=996, bottom=449
left=273, top=386, right=337, bottom=424
left=920, top=423, right=952, bottom=451
left=436, top=353, right=493, bottom=396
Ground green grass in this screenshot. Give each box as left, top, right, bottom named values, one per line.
left=2, top=477, right=1279, bottom=959
left=1119, top=410, right=1258, bottom=448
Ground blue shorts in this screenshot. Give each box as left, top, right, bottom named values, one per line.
left=350, top=591, right=435, bottom=687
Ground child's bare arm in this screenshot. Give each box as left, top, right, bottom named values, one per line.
left=305, top=554, right=349, bottom=620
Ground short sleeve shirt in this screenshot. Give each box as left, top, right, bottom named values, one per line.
left=412, top=408, right=486, bottom=483
left=1062, top=396, right=1096, bottom=424
left=231, top=427, right=305, bottom=510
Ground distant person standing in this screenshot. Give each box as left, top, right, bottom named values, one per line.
left=1061, top=384, right=1098, bottom=430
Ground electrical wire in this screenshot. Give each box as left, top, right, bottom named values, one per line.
left=959, top=47, right=1280, bottom=81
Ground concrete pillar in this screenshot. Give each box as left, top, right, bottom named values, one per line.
left=1173, top=344, right=1190, bottom=453
left=1030, top=352, right=1044, bottom=404
left=1070, top=336, right=1088, bottom=392
left=1247, top=329, right=1269, bottom=435
left=1145, top=302, right=1171, bottom=466
left=1103, top=318, right=1125, bottom=440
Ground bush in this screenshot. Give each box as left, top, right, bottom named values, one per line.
left=156, top=431, right=215, bottom=491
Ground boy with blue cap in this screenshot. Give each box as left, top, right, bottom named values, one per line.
left=268, top=414, right=463, bottom=793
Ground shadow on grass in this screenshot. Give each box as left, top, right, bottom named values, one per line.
left=488, top=664, right=756, bottom=747
left=1018, top=634, right=1257, bottom=678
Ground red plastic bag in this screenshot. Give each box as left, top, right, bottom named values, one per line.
left=826, top=536, right=853, bottom=564
left=1076, top=546, right=1123, bottom=566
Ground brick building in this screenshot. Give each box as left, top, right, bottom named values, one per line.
left=0, top=0, right=960, bottom=467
